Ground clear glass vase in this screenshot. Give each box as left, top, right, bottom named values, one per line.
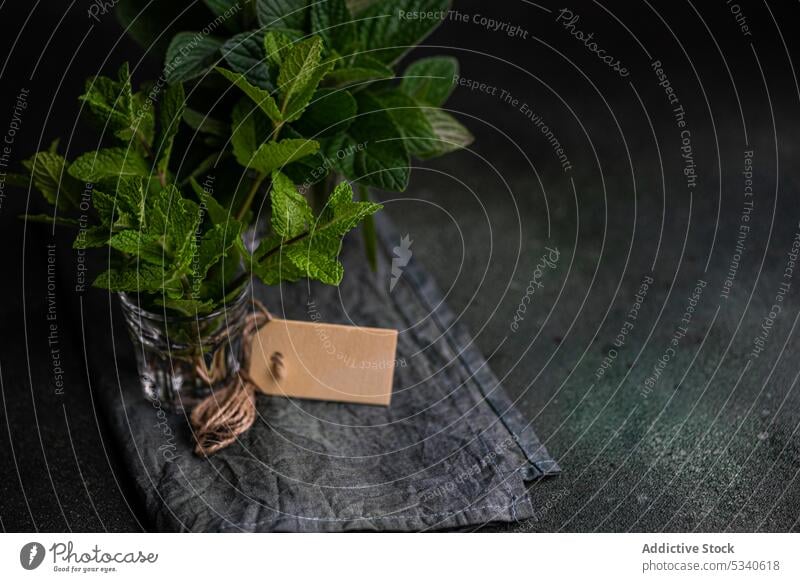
left=119, top=288, right=251, bottom=412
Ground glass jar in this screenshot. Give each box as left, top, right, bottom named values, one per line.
left=119, top=287, right=251, bottom=412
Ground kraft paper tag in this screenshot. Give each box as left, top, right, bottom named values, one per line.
left=248, top=319, right=398, bottom=406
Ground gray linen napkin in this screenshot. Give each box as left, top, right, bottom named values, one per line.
left=96, top=217, right=559, bottom=531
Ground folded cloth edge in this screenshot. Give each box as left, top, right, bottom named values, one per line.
left=374, top=213, right=561, bottom=481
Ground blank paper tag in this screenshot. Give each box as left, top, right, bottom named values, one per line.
left=248, top=319, right=398, bottom=406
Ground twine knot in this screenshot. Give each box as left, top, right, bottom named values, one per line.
left=190, top=299, right=278, bottom=457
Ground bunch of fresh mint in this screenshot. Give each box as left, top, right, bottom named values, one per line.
left=16, top=0, right=471, bottom=317
left=155, top=0, right=472, bottom=192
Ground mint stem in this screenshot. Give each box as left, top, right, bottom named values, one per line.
left=236, top=172, right=267, bottom=221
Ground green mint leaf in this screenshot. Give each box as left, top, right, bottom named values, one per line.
left=113, top=176, right=147, bottom=228
left=181, top=151, right=226, bottom=184
left=154, top=296, right=217, bottom=316
left=230, top=99, right=259, bottom=166
left=415, top=107, right=474, bottom=159
left=251, top=232, right=307, bottom=283
left=195, top=220, right=242, bottom=280
left=351, top=136, right=408, bottom=191
left=183, top=108, right=229, bottom=136
left=400, top=56, right=458, bottom=106
left=256, top=0, right=309, bottom=29
left=341, top=92, right=410, bottom=191
left=285, top=243, right=344, bottom=284
left=203, top=0, right=240, bottom=15
left=130, top=90, right=156, bottom=149
left=319, top=179, right=382, bottom=236
left=116, top=0, right=211, bottom=59
left=189, top=177, right=230, bottom=225
left=222, top=31, right=273, bottom=90
left=73, top=225, right=112, bottom=249
left=346, top=0, right=379, bottom=14
left=79, top=65, right=153, bottom=149
left=252, top=178, right=380, bottom=285
left=68, top=148, right=151, bottom=182
left=270, top=170, right=313, bottom=238
left=230, top=99, right=275, bottom=166
left=278, top=46, right=340, bottom=128
left=217, top=66, right=282, bottom=123
left=263, top=30, right=294, bottom=66
left=93, top=263, right=176, bottom=293
left=356, top=184, right=378, bottom=271
left=202, top=0, right=241, bottom=31
left=21, top=151, right=82, bottom=211
left=280, top=132, right=346, bottom=185
left=247, top=138, right=320, bottom=174
left=356, top=0, right=450, bottom=64
left=164, top=32, right=223, bottom=83
left=370, top=89, right=436, bottom=157
left=282, top=57, right=336, bottom=123
left=156, top=82, right=186, bottom=175
left=90, top=189, right=116, bottom=226
left=188, top=177, right=247, bottom=275
left=3, top=173, right=31, bottom=187
left=254, top=231, right=346, bottom=286
left=277, top=36, right=324, bottom=114
left=324, top=54, right=394, bottom=87
left=291, top=88, right=356, bottom=137
left=20, top=214, right=80, bottom=227
left=311, top=0, right=356, bottom=53
left=281, top=158, right=323, bottom=187
left=79, top=64, right=134, bottom=138
left=147, top=185, right=202, bottom=268
left=107, top=230, right=166, bottom=264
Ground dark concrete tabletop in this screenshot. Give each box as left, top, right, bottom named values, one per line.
left=1, top=0, right=799, bottom=532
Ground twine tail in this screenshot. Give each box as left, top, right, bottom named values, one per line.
left=190, top=379, right=256, bottom=456
left=190, top=300, right=273, bottom=457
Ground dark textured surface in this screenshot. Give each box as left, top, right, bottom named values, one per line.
left=90, top=220, right=557, bottom=532
left=2, top=0, right=800, bottom=532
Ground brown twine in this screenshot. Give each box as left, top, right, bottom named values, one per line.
left=190, top=299, right=284, bottom=457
